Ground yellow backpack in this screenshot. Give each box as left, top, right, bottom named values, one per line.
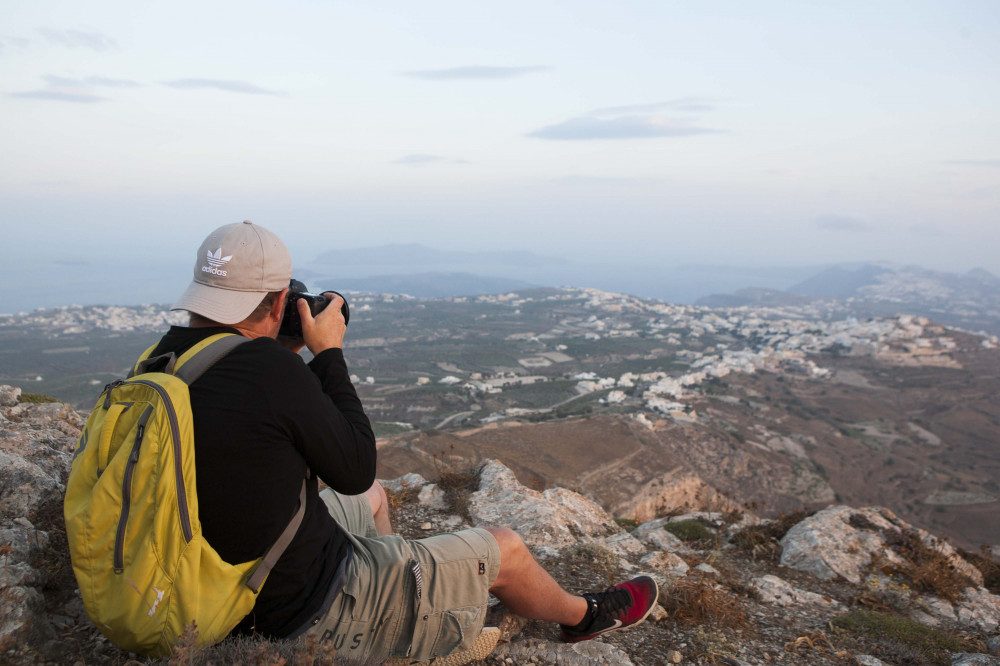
left=64, top=333, right=307, bottom=657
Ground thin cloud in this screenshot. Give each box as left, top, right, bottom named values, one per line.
left=7, top=90, right=106, bottom=103
left=590, top=97, right=718, bottom=116
left=402, top=65, right=550, bottom=80
left=529, top=116, right=719, bottom=140
left=814, top=214, right=872, bottom=232
left=43, top=74, right=141, bottom=88
left=37, top=27, right=117, bottom=51
left=764, top=168, right=805, bottom=179
left=393, top=154, right=447, bottom=165
left=552, top=175, right=662, bottom=186
left=965, top=184, right=1000, bottom=200
left=53, top=257, right=90, bottom=266
left=163, top=78, right=287, bottom=96
left=909, top=224, right=943, bottom=237
left=0, top=35, right=30, bottom=52
left=944, top=159, right=1000, bottom=168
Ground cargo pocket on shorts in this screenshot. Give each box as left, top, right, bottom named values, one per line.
left=408, top=605, right=485, bottom=659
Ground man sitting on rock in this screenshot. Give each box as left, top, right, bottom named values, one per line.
left=159, top=221, right=659, bottom=663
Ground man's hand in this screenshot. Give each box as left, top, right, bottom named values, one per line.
left=299, top=292, right=347, bottom=355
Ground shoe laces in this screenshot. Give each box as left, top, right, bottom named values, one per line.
left=590, top=584, right=632, bottom=621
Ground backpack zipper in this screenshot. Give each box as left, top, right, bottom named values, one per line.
left=127, top=380, right=194, bottom=543
left=102, top=379, right=125, bottom=410
left=114, top=405, right=153, bottom=573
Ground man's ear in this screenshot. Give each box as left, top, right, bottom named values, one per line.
left=270, top=288, right=290, bottom=323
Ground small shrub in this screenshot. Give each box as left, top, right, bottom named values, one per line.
left=731, top=509, right=812, bottom=560
left=958, top=545, right=1000, bottom=594
left=18, top=392, right=60, bottom=404
left=848, top=512, right=879, bottom=531
left=832, top=610, right=971, bottom=666
left=661, top=577, right=747, bottom=628
left=664, top=519, right=713, bottom=543
left=435, top=467, right=480, bottom=522
left=880, top=528, right=973, bottom=602
left=565, top=542, right=620, bottom=583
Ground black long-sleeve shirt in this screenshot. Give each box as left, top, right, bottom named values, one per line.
left=149, top=326, right=376, bottom=638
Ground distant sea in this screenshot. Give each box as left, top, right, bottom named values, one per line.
left=1, top=254, right=817, bottom=315
left=0, top=257, right=189, bottom=314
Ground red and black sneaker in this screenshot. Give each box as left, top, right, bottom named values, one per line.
left=559, top=575, right=659, bottom=643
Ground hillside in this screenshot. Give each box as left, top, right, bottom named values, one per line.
left=1, top=388, right=999, bottom=665
left=2, top=287, right=998, bottom=552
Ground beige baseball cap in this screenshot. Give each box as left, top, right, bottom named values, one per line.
left=171, top=221, right=293, bottom=324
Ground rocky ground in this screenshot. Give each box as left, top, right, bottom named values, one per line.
left=1, top=385, right=999, bottom=665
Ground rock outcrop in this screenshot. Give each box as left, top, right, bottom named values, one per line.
left=780, top=505, right=1000, bottom=633
left=468, top=460, right=629, bottom=556
left=610, top=468, right=740, bottom=523
left=780, top=506, right=982, bottom=586
left=1, top=392, right=84, bottom=661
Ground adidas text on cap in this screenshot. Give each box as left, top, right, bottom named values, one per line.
left=171, top=221, right=293, bottom=325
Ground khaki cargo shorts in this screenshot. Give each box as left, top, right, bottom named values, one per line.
left=304, top=488, right=501, bottom=662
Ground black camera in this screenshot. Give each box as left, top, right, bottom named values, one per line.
left=279, top=279, right=350, bottom=339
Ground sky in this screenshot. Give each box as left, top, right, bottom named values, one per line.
left=2, top=0, right=999, bottom=310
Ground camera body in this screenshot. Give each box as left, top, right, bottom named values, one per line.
left=279, top=279, right=350, bottom=339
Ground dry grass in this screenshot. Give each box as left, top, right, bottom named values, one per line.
left=730, top=509, right=812, bottom=561
left=660, top=577, right=747, bottom=628
left=434, top=467, right=480, bottom=522
left=164, top=623, right=378, bottom=666
left=383, top=485, right=419, bottom=513
left=879, top=528, right=974, bottom=603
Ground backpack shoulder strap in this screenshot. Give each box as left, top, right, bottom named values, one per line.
left=173, top=333, right=249, bottom=384
left=245, top=473, right=310, bottom=593
left=127, top=333, right=248, bottom=382
left=128, top=343, right=161, bottom=378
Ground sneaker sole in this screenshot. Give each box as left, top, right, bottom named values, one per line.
left=562, top=579, right=661, bottom=643
left=385, top=626, right=500, bottom=666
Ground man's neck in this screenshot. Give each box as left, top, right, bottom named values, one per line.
left=188, top=315, right=272, bottom=340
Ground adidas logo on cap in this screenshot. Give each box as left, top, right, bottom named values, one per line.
left=202, top=248, right=233, bottom=276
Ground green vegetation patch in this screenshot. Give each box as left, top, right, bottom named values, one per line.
left=372, top=421, right=414, bottom=438
left=18, top=392, right=61, bottom=404
left=614, top=517, right=639, bottom=531
left=664, top=519, right=713, bottom=543
left=832, top=610, right=970, bottom=666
